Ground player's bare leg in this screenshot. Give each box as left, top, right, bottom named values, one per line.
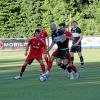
left=14, top=62, right=28, bottom=79
left=37, top=60, right=46, bottom=74
left=43, top=53, right=48, bottom=65
left=78, top=52, right=84, bottom=68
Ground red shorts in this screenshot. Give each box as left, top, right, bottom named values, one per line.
left=26, top=54, right=42, bottom=64
left=41, top=47, right=46, bottom=54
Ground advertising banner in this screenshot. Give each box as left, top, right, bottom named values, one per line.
left=0, top=39, right=28, bottom=50
left=0, top=37, right=100, bottom=51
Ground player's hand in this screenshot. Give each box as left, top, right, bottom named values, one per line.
left=25, top=52, right=27, bottom=56
left=46, top=48, right=49, bottom=53
left=73, top=43, right=78, bottom=46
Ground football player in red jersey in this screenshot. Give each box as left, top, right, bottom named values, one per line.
left=36, top=24, right=49, bottom=65
left=14, top=29, right=46, bottom=79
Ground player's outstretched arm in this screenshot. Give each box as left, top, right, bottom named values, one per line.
left=47, top=42, right=55, bottom=53
left=73, top=33, right=83, bottom=46
left=47, top=36, right=50, bottom=48
left=25, top=45, right=29, bottom=56
left=38, top=38, right=46, bottom=48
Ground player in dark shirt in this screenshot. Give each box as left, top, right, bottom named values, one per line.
left=46, top=22, right=74, bottom=80
left=70, top=21, right=84, bottom=68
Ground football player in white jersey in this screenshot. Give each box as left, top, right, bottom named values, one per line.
left=70, top=21, right=84, bottom=68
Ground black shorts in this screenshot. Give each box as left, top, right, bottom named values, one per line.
left=70, top=45, right=81, bottom=53
left=57, top=48, right=69, bottom=59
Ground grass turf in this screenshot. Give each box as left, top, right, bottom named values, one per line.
left=0, top=49, right=100, bottom=100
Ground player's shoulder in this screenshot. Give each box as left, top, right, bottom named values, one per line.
left=77, top=27, right=82, bottom=34
left=42, top=31, right=48, bottom=34
left=30, top=37, right=35, bottom=40
left=72, top=27, right=81, bottom=33
left=77, top=27, right=81, bottom=30
left=42, top=31, right=48, bottom=36
left=57, top=29, right=64, bottom=35
left=29, top=37, right=36, bottom=42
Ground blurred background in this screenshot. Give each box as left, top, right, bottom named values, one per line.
left=0, top=0, right=100, bottom=38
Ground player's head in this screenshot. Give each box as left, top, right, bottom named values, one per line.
left=37, top=24, right=43, bottom=32
left=71, top=21, right=78, bottom=28
left=34, top=29, right=41, bottom=38
left=42, top=26, right=46, bottom=31
left=59, top=22, right=66, bottom=32
left=50, top=22, right=57, bottom=33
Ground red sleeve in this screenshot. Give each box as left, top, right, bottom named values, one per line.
left=43, top=31, right=48, bottom=37
left=65, top=32, right=72, bottom=37
left=39, top=39, right=46, bottom=48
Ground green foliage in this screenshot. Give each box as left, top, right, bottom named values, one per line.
left=0, top=0, right=100, bottom=38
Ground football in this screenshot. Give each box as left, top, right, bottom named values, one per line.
left=39, top=75, right=47, bottom=82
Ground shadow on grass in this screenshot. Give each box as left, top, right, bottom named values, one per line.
left=0, top=59, right=24, bottom=64
left=0, top=61, right=100, bottom=81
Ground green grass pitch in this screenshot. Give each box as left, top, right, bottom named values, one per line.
left=0, top=49, right=100, bottom=100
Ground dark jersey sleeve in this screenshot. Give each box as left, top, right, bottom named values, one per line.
left=71, top=27, right=82, bottom=34
left=77, top=27, right=81, bottom=34
left=51, top=33, right=56, bottom=43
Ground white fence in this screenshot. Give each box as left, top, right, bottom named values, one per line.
left=50, top=36, right=100, bottom=49
left=82, top=36, right=100, bottom=48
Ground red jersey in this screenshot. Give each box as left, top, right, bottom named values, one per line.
left=65, top=31, right=72, bottom=46
left=40, top=31, right=48, bottom=43
left=28, top=37, right=46, bottom=55
left=65, top=31, right=72, bottom=37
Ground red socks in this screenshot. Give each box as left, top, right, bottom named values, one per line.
left=40, top=64, right=46, bottom=73
left=47, top=60, right=53, bottom=72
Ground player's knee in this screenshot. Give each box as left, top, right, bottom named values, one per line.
left=39, top=60, right=44, bottom=65
left=44, top=53, right=47, bottom=58
left=57, top=63, right=62, bottom=66
left=56, top=59, right=62, bottom=66
left=57, top=63, right=66, bottom=70
left=49, top=56, right=55, bottom=61
left=67, top=65, right=72, bottom=73
left=61, top=64, right=66, bottom=70
left=56, top=59, right=61, bottom=65
left=56, top=62, right=61, bottom=66
left=63, top=59, right=68, bottom=65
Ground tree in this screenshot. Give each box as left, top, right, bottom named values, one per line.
left=0, top=0, right=100, bottom=37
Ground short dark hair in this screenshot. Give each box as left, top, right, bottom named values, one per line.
left=35, top=29, right=41, bottom=33
left=59, top=23, right=66, bottom=27
left=71, top=21, right=78, bottom=24
left=37, top=24, right=42, bottom=27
